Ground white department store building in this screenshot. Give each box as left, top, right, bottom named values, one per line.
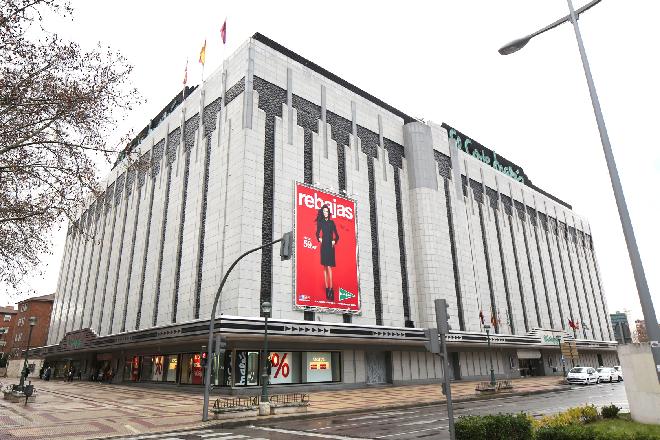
left=34, top=33, right=618, bottom=388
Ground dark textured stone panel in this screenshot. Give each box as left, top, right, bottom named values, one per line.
left=184, top=114, right=199, bottom=151
left=501, top=194, right=513, bottom=216
left=253, top=77, right=287, bottom=309
left=151, top=140, right=165, bottom=178
left=224, top=77, right=245, bottom=105
left=393, top=168, right=411, bottom=324
left=469, top=179, right=483, bottom=204
left=433, top=151, right=451, bottom=180
left=203, top=97, right=222, bottom=138
left=195, top=136, right=213, bottom=319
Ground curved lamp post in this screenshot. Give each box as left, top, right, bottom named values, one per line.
left=201, top=237, right=284, bottom=422
left=499, top=0, right=660, bottom=383
left=19, top=316, right=37, bottom=389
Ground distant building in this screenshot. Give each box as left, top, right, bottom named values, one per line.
left=5, top=294, right=54, bottom=359
left=610, top=311, right=632, bottom=344
left=0, top=305, right=18, bottom=356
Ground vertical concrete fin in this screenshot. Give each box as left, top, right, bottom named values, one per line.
left=287, top=67, right=293, bottom=145
left=402, top=121, right=437, bottom=190
left=243, top=44, right=255, bottom=129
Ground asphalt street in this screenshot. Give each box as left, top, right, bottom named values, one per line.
left=109, top=382, right=628, bottom=440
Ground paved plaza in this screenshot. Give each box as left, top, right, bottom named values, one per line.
left=0, top=376, right=568, bottom=439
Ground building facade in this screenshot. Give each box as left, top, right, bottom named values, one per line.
left=0, top=305, right=18, bottom=357
left=35, top=34, right=617, bottom=387
left=5, top=294, right=54, bottom=359
left=610, top=311, right=632, bottom=345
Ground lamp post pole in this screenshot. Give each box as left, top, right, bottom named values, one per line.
left=499, top=0, right=660, bottom=384
left=484, top=324, right=496, bottom=386
left=201, top=238, right=283, bottom=422
left=260, top=301, right=271, bottom=415
left=19, top=317, right=37, bottom=389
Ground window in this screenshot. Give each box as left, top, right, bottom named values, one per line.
left=0, top=327, right=7, bottom=335
left=3, top=315, right=10, bottom=322
left=234, top=351, right=260, bottom=386
left=180, top=353, right=204, bottom=385
left=17, top=317, right=25, bottom=327
left=20, top=304, right=28, bottom=312
left=14, top=333, right=22, bottom=342
left=164, top=355, right=178, bottom=382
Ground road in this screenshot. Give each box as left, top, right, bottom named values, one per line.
left=108, top=382, right=628, bottom=440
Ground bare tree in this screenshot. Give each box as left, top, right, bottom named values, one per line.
left=0, top=0, right=141, bottom=292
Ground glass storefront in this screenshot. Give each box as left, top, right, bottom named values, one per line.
left=120, top=350, right=342, bottom=387
left=180, top=353, right=204, bottom=384
left=164, top=355, right=177, bottom=382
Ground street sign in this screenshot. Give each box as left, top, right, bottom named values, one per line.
left=561, top=341, right=579, bottom=360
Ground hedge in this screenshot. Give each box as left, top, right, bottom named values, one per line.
left=455, top=413, right=533, bottom=440
left=537, top=425, right=658, bottom=440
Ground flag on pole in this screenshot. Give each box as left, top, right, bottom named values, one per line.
left=568, top=319, right=579, bottom=330
left=199, top=40, right=207, bottom=65
left=220, top=19, right=227, bottom=44
left=490, top=313, right=497, bottom=329
left=479, top=310, right=485, bottom=326
left=183, top=59, right=188, bottom=85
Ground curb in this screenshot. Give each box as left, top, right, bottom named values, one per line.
left=206, top=384, right=571, bottom=429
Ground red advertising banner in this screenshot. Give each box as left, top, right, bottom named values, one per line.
left=295, top=183, right=359, bottom=313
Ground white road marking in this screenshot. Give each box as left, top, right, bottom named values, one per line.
left=375, top=425, right=446, bottom=438
left=123, top=424, right=141, bottom=434
left=115, top=429, right=215, bottom=440
left=200, top=433, right=247, bottom=439
left=250, top=426, right=365, bottom=439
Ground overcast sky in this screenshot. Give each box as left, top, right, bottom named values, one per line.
left=3, top=1, right=658, bottom=329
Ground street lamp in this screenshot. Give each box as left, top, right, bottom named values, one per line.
left=201, top=233, right=290, bottom=421
left=499, top=0, right=660, bottom=383
left=19, top=316, right=37, bottom=389
left=483, top=324, right=496, bottom=386
left=260, top=301, right=272, bottom=416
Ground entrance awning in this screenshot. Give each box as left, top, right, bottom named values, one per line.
left=517, top=349, right=542, bottom=359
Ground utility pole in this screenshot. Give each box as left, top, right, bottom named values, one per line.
left=435, top=299, right=455, bottom=440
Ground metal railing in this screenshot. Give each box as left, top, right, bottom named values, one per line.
left=269, top=393, right=310, bottom=406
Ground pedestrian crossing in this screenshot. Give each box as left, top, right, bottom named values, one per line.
left=112, top=428, right=268, bottom=440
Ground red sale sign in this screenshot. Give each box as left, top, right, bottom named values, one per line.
left=295, top=183, right=360, bottom=313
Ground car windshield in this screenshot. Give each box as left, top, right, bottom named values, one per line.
left=597, top=368, right=608, bottom=372
left=570, top=367, right=586, bottom=373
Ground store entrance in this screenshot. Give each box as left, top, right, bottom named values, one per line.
left=519, top=358, right=543, bottom=377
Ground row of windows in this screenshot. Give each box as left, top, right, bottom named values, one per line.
left=121, top=350, right=342, bottom=387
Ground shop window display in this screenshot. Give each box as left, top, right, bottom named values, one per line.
left=180, top=353, right=204, bottom=385
left=164, top=355, right=178, bottom=382
left=151, top=355, right=164, bottom=381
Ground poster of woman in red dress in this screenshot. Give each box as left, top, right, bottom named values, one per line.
left=295, top=183, right=360, bottom=313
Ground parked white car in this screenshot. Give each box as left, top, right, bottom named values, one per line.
left=566, top=367, right=599, bottom=385
left=612, top=365, right=623, bottom=382
left=596, top=367, right=617, bottom=383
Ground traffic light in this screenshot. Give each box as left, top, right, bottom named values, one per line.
left=424, top=328, right=441, bottom=354
left=201, top=346, right=208, bottom=367
left=280, top=231, right=293, bottom=261
left=435, top=298, right=452, bottom=334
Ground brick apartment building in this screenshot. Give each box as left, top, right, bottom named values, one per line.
left=0, top=305, right=18, bottom=357
left=5, top=294, right=54, bottom=359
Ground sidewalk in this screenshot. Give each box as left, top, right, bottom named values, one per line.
left=0, top=376, right=567, bottom=440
